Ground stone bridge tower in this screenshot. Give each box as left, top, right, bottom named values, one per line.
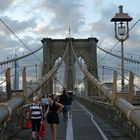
left=41, top=37, right=98, bottom=96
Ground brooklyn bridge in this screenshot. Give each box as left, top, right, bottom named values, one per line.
left=0, top=5, right=140, bottom=140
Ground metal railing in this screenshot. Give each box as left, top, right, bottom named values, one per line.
left=71, top=39, right=140, bottom=140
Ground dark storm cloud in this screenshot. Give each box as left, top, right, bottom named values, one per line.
left=90, top=3, right=140, bottom=73
left=90, top=3, right=140, bottom=53
left=41, top=0, right=85, bottom=35
left=91, top=4, right=116, bottom=39
left=0, top=15, right=39, bottom=57
left=0, top=16, right=37, bottom=34
left=0, top=0, right=15, bottom=11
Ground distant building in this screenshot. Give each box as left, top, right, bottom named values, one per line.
left=13, top=61, right=19, bottom=90
left=0, top=86, right=3, bottom=94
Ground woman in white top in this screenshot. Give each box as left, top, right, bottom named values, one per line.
left=30, top=96, right=43, bottom=140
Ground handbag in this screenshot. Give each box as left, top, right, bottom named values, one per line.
left=39, top=121, right=45, bottom=138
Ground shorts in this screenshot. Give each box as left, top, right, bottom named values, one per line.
left=47, top=112, right=59, bottom=124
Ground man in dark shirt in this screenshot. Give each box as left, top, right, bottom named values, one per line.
left=59, top=90, right=68, bottom=121
left=66, top=91, right=73, bottom=118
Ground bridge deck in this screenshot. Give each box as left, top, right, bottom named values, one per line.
left=7, top=101, right=131, bottom=140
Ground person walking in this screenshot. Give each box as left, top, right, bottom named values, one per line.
left=66, top=91, right=73, bottom=118
left=59, top=90, right=68, bottom=121
left=30, top=96, right=43, bottom=140
left=44, top=94, right=64, bottom=140
left=41, top=94, right=49, bottom=114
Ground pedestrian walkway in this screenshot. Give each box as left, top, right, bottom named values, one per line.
left=7, top=101, right=107, bottom=140
left=72, top=101, right=106, bottom=140
left=7, top=117, right=67, bottom=140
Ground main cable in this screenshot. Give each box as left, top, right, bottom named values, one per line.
left=97, top=18, right=140, bottom=64
left=0, top=18, right=42, bottom=63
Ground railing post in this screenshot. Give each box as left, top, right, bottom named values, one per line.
left=22, top=67, right=27, bottom=98
left=135, top=127, right=140, bottom=140
left=128, top=71, right=134, bottom=102
left=111, top=70, right=117, bottom=104
left=5, top=68, right=12, bottom=100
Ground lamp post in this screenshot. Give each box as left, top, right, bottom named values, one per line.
left=111, top=5, right=132, bottom=91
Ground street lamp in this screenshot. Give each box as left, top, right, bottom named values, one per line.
left=111, top=5, right=132, bottom=91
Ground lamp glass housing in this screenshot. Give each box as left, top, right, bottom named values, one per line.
left=118, top=23, right=126, bottom=36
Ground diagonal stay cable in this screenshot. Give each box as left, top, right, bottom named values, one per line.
left=98, top=18, right=140, bottom=64
left=54, top=77, right=65, bottom=89
left=75, top=77, right=86, bottom=88
left=97, top=46, right=140, bottom=64
left=43, top=41, right=69, bottom=81
left=117, top=71, right=140, bottom=90
left=0, top=42, right=69, bottom=87
left=97, top=42, right=119, bottom=64
left=0, top=18, right=42, bottom=63
left=70, top=39, right=99, bottom=86
left=0, top=68, right=23, bottom=86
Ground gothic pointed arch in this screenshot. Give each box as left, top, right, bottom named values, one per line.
left=41, top=37, right=98, bottom=96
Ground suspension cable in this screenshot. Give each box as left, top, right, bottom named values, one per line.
left=42, top=41, right=69, bottom=82
left=117, top=71, right=140, bottom=90
left=75, top=77, right=86, bottom=88
left=98, top=18, right=140, bottom=64
left=70, top=39, right=97, bottom=84
left=0, top=18, right=42, bottom=63
left=0, top=46, right=42, bottom=65
left=0, top=68, right=23, bottom=86
left=54, top=77, right=65, bottom=89
left=97, top=46, right=140, bottom=64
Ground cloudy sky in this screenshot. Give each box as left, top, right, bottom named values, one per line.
left=0, top=0, right=140, bottom=86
